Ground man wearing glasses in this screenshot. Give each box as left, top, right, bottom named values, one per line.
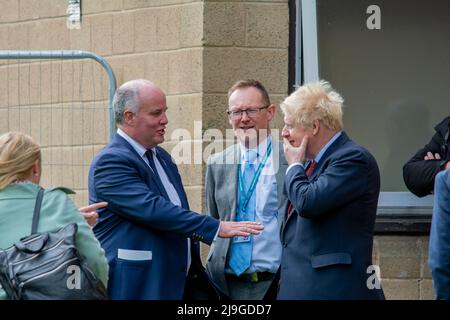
left=205, top=79, right=288, bottom=300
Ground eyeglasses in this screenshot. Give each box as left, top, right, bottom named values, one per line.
left=226, top=105, right=270, bottom=119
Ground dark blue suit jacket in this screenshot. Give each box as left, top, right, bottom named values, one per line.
left=278, top=132, right=385, bottom=300
left=88, top=134, right=219, bottom=300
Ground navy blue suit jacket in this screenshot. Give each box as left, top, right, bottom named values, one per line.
left=278, top=132, right=385, bottom=300
left=88, top=134, right=219, bottom=300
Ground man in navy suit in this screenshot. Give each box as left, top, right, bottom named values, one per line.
left=88, top=79, right=262, bottom=300
left=278, top=80, right=385, bottom=299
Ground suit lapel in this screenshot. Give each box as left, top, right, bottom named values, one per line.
left=280, top=132, right=350, bottom=238
left=147, top=151, right=171, bottom=200
left=155, top=147, right=189, bottom=209
left=309, top=132, right=349, bottom=180
left=226, top=145, right=240, bottom=221
left=280, top=191, right=289, bottom=238
left=114, top=134, right=170, bottom=199
left=275, top=140, right=288, bottom=228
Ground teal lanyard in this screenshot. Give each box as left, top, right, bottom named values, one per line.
left=238, top=141, right=272, bottom=214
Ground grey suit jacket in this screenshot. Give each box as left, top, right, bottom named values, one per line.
left=204, top=138, right=288, bottom=296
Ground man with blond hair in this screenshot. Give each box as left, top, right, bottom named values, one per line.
left=278, top=80, right=385, bottom=299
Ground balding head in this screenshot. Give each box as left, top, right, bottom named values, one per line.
left=114, top=79, right=168, bottom=149
left=114, top=79, right=165, bottom=125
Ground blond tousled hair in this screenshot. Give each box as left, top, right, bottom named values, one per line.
left=280, top=80, right=344, bottom=131
left=0, top=132, right=41, bottom=190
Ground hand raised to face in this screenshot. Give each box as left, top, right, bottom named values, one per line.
left=283, top=136, right=308, bottom=165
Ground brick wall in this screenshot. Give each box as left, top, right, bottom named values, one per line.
left=199, top=0, right=290, bottom=268
left=374, top=235, right=435, bottom=299
left=0, top=0, right=206, bottom=207
left=202, top=0, right=289, bottom=135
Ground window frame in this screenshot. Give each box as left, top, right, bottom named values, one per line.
left=289, top=0, right=433, bottom=233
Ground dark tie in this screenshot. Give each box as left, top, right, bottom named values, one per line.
left=305, top=160, right=317, bottom=177
left=145, top=149, right=165, bottom=192
left=286, top=160, right=317, bottom=219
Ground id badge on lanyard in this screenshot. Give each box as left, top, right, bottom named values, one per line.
left=232, top=141, right=272, bottom=244
left=233, top=235, right=251, bottom=243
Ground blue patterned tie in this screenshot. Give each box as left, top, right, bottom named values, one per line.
left=228, top=149, right=257, bottom=276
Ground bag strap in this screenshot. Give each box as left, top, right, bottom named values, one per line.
left=31, top=187, right=45, bottom=234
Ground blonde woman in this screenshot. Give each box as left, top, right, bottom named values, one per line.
left=0, top=132, right=109, bottom=300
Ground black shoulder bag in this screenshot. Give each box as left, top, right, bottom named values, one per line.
left=0, top=188, right=108, bottom=300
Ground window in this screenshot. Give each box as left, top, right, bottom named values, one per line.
left=291, top=0, right=450, bottom=227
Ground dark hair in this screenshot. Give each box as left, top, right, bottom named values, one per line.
left=228, top=79, right=271, bottom=106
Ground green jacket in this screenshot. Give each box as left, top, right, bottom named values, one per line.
left=0, top=182, right=109, bottom=300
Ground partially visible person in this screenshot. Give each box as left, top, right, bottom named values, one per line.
left=403, top=116, right=450, bottom=197
left=0, top=132, right=109, bottom=300
left=88, top=79, right=262, bottom=300
left=278, top=80, right=384, bottom=300
left=205, top=80, right=288, bottom=300
left=429, top=169, right=450, bottom=299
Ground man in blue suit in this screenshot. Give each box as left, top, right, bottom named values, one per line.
left=88, top=79, right=262, bottom=300
left=278, top=80, right=385, bottom=299
left=429, top=169, right=450, bottom=299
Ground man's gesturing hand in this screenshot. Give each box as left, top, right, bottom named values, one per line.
left=79, top=202, right=108, bottom=227
left=218, top=221, right=264, bottom=238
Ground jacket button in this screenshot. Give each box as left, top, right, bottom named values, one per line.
left=283, top=243, right=288, bottom=248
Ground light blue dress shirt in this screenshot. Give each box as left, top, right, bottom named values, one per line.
left=225, top=135, right=282, bottom=274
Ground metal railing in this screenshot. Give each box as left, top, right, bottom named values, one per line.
left=0, top=50, right=116, bottom=140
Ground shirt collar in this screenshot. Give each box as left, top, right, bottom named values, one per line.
left=314, top=131, right=342, bottom=163
left=117, top=128, right=156, bottom=158
left=239, top=134, right=272, bottom=163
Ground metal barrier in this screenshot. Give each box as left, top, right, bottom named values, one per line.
left=0, top=50, right=117, bottom=206
left=0, top=50, right=116, bottom=140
